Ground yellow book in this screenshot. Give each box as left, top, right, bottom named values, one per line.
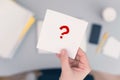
left=0, top=0, right=35, bottom=58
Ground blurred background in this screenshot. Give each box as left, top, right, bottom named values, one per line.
left=0, top=0, right=120, bottom=80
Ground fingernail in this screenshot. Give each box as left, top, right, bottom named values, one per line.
left=78, top=47, right=81, bottom=50
left=61, top=49, right=66, bottom=56
left=61, top=50, right=65, bottom=55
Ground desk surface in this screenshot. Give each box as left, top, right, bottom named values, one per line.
left=0, top=0, right=120, bottom=76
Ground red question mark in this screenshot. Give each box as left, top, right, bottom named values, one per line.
left=59, top=25, right=70, bottom=39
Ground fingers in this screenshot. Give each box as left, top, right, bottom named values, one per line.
left=77, top=48, right=91, bottom=72
left=77, top=48, right=88, bottom=64
left=58, top=49, right=70, bottom=71
left=69, top=58, right=79, bottom=68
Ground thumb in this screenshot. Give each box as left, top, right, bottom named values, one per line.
left=59, top=49, right=70, bottom=71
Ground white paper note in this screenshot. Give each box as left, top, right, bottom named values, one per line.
left=103, top=37, right=120, bottom=59
left=37, top=9, right=88, bottom=59
left=37, top=21, right=87, bottom=54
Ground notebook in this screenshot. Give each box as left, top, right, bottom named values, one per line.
left=103, top=37, right=120, bottom=59
left=0, top=0, right=35, bottom=58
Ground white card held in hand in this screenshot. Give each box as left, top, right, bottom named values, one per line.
left=37, top=9, right=88, bottom=59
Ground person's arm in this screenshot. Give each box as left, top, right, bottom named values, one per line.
left=57, top=48, right=91, bottom=80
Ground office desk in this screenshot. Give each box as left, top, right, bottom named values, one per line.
left=0, top=0, right=120, bottom=76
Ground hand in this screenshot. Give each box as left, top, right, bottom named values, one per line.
left=57, top=48, right=91, bottom=80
